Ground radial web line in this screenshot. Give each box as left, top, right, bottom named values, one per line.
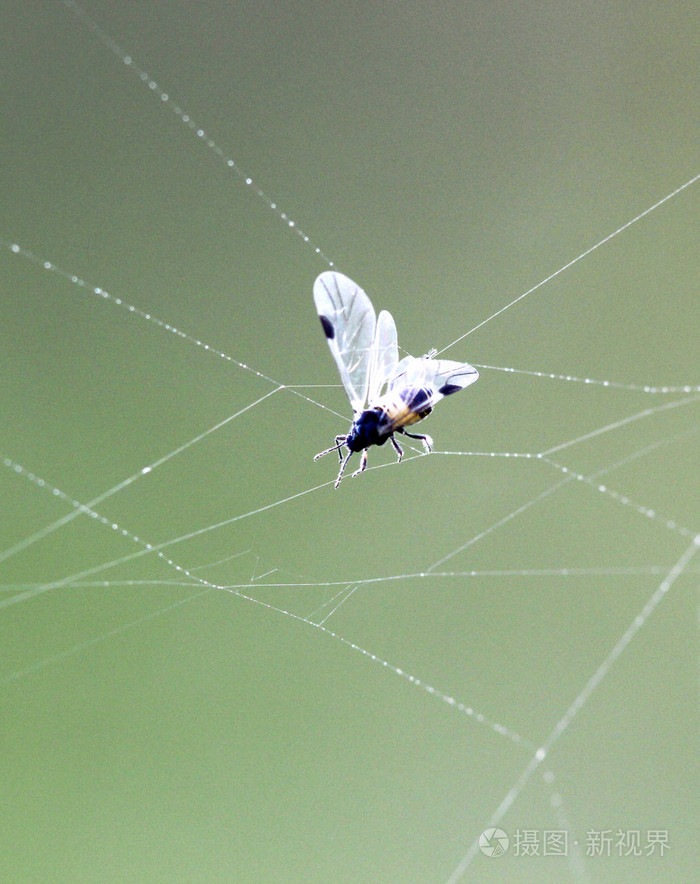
left=5, top=399, right=692, bottom=610
left=0, top=238, right=345, bottom=420
left=5, top=563, right=700, bottom=598
left=0, top=388, right=282, bottom=565
left=436, top=171, right=700, bottom=355
left=61, top=0, right=335, bottom=267
left=539, top=393, right=699, bottom=457
left=426, top=474, right=573, bottom=572
left=0, top=460, right=532, bottom=749
left=472, top=362, right=699, bottom=394
left=0, top=588, right=213, bottom=686
left=427, top=408, right=698, bottom=573
left=5, top=234, right=694, bottom=412
left=445, top=534, right=699, bottom=883
left=0, top=8, right=694, bottom=884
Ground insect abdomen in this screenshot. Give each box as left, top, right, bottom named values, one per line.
left=400, top=386, right=433, bottom=420
left=375, top=386, right=433, bottom=433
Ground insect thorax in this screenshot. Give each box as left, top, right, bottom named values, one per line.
left=346, top=409, right=386, bottom=452
left=347, top=386, right=433, bottom=452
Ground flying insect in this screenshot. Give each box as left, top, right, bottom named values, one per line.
left=313, top=271, right=479, bottom=488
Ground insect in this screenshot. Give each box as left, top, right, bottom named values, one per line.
left=313, top=271, right=479, bottom=487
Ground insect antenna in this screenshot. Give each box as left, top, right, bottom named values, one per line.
left=314, top=435, right=348, bottom=462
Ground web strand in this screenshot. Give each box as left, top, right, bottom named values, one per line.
left=0, top=456, right=532, bottom=750
left=62, top=0, right=336, bottom=268
left=3, top=7, right=697, bottom=880
left=436, top=171, right=700, bottom=355
left=446, top=534, right=699, bottom=882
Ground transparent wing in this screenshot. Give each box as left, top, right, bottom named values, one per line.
left=387, top=355, right=479, bottom=406
left=313, top=271, right=377, bottom=412
left=367, top=309, right=398, bottom=405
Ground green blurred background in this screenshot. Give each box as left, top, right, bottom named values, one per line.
left=1, top=2, right=698, bottom=881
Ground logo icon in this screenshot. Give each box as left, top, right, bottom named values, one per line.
left=479, top=827, right=509, bottom=857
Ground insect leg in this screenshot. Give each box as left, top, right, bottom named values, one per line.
left=334, top=450, right=354, bottom=488
left=314, top=435, right=348, bottom=462
left=389, top=435, right=404, bottom=462
left=398, top=428, right=433, bottom=452
left=349, top=448, right=369, bottom=480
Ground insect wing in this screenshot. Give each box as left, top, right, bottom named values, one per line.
left=313, top=271, right=376, bottom=412
left=388, top=356, right=479, bottom=406
left=367, top=309, right=398, bottom=405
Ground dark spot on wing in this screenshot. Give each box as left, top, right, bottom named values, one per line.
left=319, top=315, right=335, bottom=339
left=401, top=386, right=432, bottom=411
left=438, top=383, right=462, bottom=396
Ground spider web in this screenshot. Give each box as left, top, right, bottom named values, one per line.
left=1, top=3, right=698, bottom=882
